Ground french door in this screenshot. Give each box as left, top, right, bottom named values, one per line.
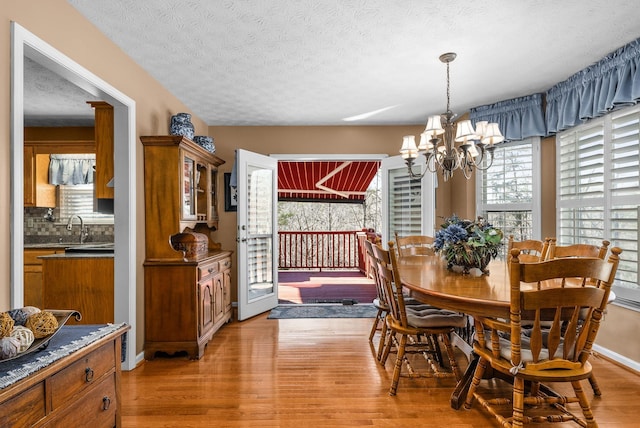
left=236, top=149, right=279, bottom=320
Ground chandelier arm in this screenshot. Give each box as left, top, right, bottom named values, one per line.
left=424, top=152, right=438, bottom=173
left=473, top=147, right=496, bottom=171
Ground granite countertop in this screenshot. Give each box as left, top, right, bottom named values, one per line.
left=24, top=242, right=78, bottom=249
left=26, top=242, right=115, bottom=258
left=38, top=252, right=114, bottom=259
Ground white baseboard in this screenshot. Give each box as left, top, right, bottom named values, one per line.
left=592, top=344, right=640, bottom=374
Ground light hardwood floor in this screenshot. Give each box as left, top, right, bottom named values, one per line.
left=122, top=313, right=640, bottom=427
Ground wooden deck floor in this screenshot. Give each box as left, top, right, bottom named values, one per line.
left=121, top=313, right=640, bottom=427
left=278, top=270, right=377, bottom=304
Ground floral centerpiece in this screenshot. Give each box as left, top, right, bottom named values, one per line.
left=433, top=215, right=503, bottom=275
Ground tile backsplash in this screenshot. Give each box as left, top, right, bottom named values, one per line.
left=24, top=207, right=114, bottom=244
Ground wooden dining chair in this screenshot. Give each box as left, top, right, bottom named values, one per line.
left=394, top=232, right=436, bottom=257
left=464, top=247, right=622, bottom=428
left=546, top=238, right=610, bottom=260
left=373, top=241, right=466, bottom=396
left=363, top=239, right=391, bottom=362
left=544, top=238, right=612, bottom=396
left=507, top=235, right=548, bottom=262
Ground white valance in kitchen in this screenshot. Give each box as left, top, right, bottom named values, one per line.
left=48, top=154, right=95, bottom=185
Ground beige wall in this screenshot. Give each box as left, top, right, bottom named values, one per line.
left=2, top=1, right=638, bottom=366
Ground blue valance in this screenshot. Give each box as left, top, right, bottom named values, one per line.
left=546, top=37, right=640, bottom=133
left=49, top=154, right=95, bottom=185
left=469, top=93, right=546, bottom=142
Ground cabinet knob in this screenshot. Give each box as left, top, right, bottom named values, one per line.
left=85, top=367, right=94, bottom=382
left=208, top=268, right=214, bottom=273
left=102, top=396, right=111, bottom=410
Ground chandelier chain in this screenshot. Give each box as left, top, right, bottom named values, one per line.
left=446, top=60, right=451, bottom=114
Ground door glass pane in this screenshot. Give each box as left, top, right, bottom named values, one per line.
left=247, top=165, right=274, bottom=301
left=182, top=155, right=195, bottom=219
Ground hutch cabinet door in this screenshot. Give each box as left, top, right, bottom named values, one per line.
left=181, top=150, right=197, bottom=221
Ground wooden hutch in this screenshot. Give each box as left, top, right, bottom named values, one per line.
left=141, top=135, right=232, bottom=359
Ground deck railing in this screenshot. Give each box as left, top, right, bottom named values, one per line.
left=278, top=231, right=366, bottom=271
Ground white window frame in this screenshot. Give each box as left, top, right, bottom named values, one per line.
left=476, top=137, right=541, bottom=250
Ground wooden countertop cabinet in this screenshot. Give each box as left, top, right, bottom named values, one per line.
left=0, top=326, right=127, bottom=428
left=144, top=251, right=233, bottom=360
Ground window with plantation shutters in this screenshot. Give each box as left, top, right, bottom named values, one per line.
left=477, top=138, right=540, bottom=253
left=557, top=104, right=640, bottom=307
left=58, top=184, right=114, bottom=224
left=387, top=169, right=422, bottom=238
left=381, top=155, right=435, bottom=244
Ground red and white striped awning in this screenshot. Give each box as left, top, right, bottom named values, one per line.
left=278, top=161, right=380, bottom=203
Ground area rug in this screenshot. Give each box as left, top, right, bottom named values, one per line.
left=267, top=304, right=378, bottom=319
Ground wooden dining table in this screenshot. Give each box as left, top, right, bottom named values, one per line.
left=395, top=254, right=516, bottom=409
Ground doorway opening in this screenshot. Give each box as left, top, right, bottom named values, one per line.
left=274, top=158, right=383, bottom=305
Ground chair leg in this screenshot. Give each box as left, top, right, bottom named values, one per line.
left=588, top=372, right=602, bottom=396
left=464, top=357, right=488, bottom=409
left=389, top=334, right=408, bottom=396
left=376, top=316, right=388, bottom=362
left=428, top=334, right=444, bottom=365
left=440, top=332, right=462, bottom=382
left=512, top=376, right=526, bottom=428
left=380, top=330, right=394, bottom=366
left=572, top=380, right=598, bottom=427
left=369, top=309, right=383, bottom=342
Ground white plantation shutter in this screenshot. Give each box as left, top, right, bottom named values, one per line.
left=557, top=123, right=605, bottom=245
left=58, top=184, right=114, bottom=224
left=609, top=109, right=640, bottom=301
left=478, top=138, right=540, bottom=246
left=557, top=104, right=640, bottom=306
left=388, top=169, right=422, bottom=238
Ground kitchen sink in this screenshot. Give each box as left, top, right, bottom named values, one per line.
left=64, top=243, right=115, bottom=253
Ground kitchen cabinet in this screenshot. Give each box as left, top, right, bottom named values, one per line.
left=23, top=248, right=64, bottom=308
left=41, top=254, right=115, bottom=325
left=143, top=251, right=232, bottom=360
left=0, top=325, right=128, bottom=428
left=23, top=127, right=95, bottom=207
left=88, top=101, right=114, bottom=200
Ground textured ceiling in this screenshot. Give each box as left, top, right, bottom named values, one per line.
left=24, top=57, right=99, bottom=127
left=24, top=1, right=640, bottom=127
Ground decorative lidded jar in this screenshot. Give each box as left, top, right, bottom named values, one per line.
left=169, top=113, right=195, bottom=140
left=193, top=136, right=215, bottom=153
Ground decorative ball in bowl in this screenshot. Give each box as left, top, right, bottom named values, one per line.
left=193, top=135, right=215, bottom=153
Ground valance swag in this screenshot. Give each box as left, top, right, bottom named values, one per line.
left=469, top=93, right=546, bottom=142
left=546, top=37, right=640, bottom=133
left=48, top=154, right=95, bottom=185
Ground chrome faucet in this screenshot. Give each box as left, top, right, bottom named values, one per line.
left=66, top=215, right=88, bottom=244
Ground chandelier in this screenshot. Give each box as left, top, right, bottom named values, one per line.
left=399, top=52, right=504, bottom=181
